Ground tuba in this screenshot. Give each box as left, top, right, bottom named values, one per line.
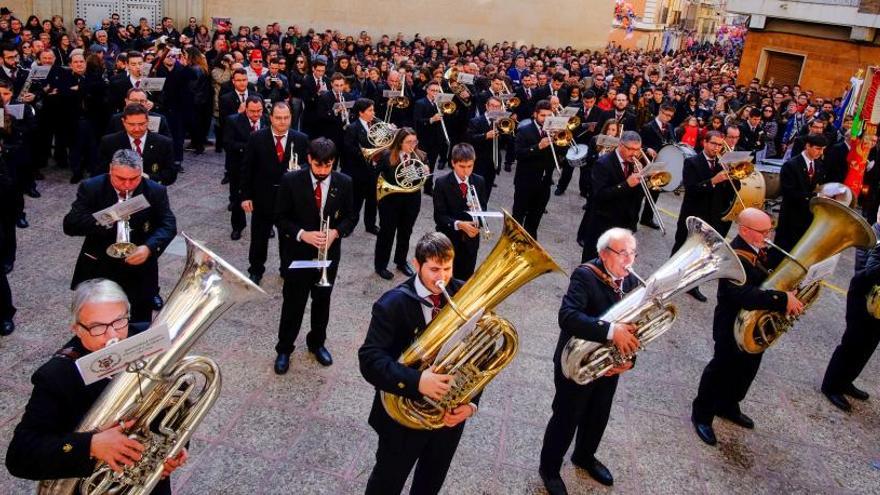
left=38, top=234, right=265, bottom=495
left=560, top=217, right=746, bottom=385
left=734, top=197, right=878, bottom=353
left=868, top=284, right=880, bottom=319
left=381, top=211, right=563, bottom=429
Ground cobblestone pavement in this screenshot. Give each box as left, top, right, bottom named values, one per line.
left=0, top=148, right=878, bottom=494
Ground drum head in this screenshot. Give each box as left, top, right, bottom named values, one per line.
left=655, top=144, right=694, bottom=192
left=566, top=144, right=590, bottom=167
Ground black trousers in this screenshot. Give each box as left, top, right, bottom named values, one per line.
left=276, top=266, right=337, bottom=354
left=512, top=183, right=551, bottom=239
left=475, top=159, right=496, bottom=202
left=374, top=193, right=420, bottom=271
left=540, top=370, right=620, bottom=476
left=822, top=318, right=880, bottom=394
left=68, top=118, right=98, bottom=177
left=365, top=423, right=466, bottom=495
left=247, top=210, right=281, bottom=278
left=556, top=162, right=577, bottom=193
left=692, top=331, right=763, bottom=424
left=226, top=158, right=246, bottom=232
left=639, top=189, right=660, bottom=224
left=352, top=174, right=378, bottom=230
left=1, top=203, right=15, bottom=267
left=0, top=260, right=13, bottom=322
left=504, top=137, right=515, bottom=166
left=451, top=235, right=479, bottom=280
left=422, top=147, right=442, bottom=195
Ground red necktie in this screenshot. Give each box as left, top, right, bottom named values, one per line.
left=275, top=135, right=284, bottom=162
left=251, top=120, right=258, bottom=132
left=134, top=79, right=140, bottom=89
left=133, top=138, right=142, bottom=156
left=807, top=161, right=814, bottom=179
left=314, top=180, right=323, bottom=211
left=428, top=294, right=442, bottom=319
left=459, top=182, right=467, bottom=198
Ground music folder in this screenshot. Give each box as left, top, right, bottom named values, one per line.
left=289, top=260, right=332, bottom=269
left=382, top=89, right=403, bottom=97
left=92, top=194, right=151, bottom=227
left=543, top=117, right=570, bottom=132
left=141, top=77, right=166, bottom=92
left=435, top=93, right=455, bottom=104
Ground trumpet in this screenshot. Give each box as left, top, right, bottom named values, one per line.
left=633, top=150, right=668, bottom=235
left=335, top=92, right=349, bottom=123
left=316, top=214, right=332, bottom=288
left=466, top=183, right=491, bottom=240
left=106, top=191, right=137, bottom=258
left=288, top=151, right=300, bottom=172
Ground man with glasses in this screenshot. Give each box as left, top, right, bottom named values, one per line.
left=6, top=279, right=186, bottom=494
left=540, top=228, right=640, bottom=493
left=691, top=208, right=804, bottom=446
left=100, top=104, right=176, bottom=186
left=63, top=149, right=177, bottom=323
left=106, top=88, right=171, bottom=138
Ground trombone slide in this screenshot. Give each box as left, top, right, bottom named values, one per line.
left=635, top=151, right=667, bottom=235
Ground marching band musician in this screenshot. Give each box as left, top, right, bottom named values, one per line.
left=476, top=74, right=515, bottom=172
left=99, top=103, right=176, bottom=186
left=821, top=205, right=880, bottom=412
left=301, top=57, right=330, bottom=136
left=512, top=99, right=557, bottom=239
left=374, top=127, right=423, bottom=280
left=634, top=102, right=675, bottom=231
left=5, top=279, right=186, bottom=495
left=691, top=208, right=804, bottom=446
left=341, top=98, right=380, bottom=235
left=318, top=72, right=353, bottom=149
left=376, top=70, right=412, bottom=128
left=773, top=134, right=827, bottom=258
left=224, top=94, right=267, bottom=241
left=540, top=228, right=641, bottom=493
left=240, top=101, right=309, bottom=285
left=414, top=81, right=448, bottom=196
left=671, top=131, right=735, bottom=302
left=576, top=119, right=621, bottom=246
left=555, top=90, right=603, bottom=197
left=580, top=131, right=646, bottom=262
left=62, top=149, right=177, bottom=324
left=466, top=96, right=502, bottom=200
left=359, top=232, right=477, bottom=495
left=105, top=88, right=172, bottom=139
left=273, top=138, right=356, bottom=374
left=433, top=143, right=488, bottom=280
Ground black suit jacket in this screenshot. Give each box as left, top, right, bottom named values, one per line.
left=62, top=174, right=177, bottom=289
left=738, top=122, right=764, bottom=153
left=274, top=169, right=356, bottom=273
left=301, top=74, right=330, bottom=121
left=640, top=119, right=674, bottom=154
left=224, top=113, right=268, bottom=158
left=98, top=131, right=177, bottom=186
left=514, top=86, right=538, bottom=120
left=466, top=115, right=494, bottom=170
left=358, top=277, right=465, bottom=434
left=777, top=153, right=825, bottom=248
left=822, top=140, right=850, bottom=184
left=513, top=122, right=555, bottom=187
left=0, top=65, right=30, bottom=96
left=603, top=109, right=637, bottom=131
left=413, top=97, right=445, bottom=150
left=107, top=73, right=134, bottom=113
left=590, top=152, right=644, bottom=229
left=341, top=119, right=372, bottom=180
left=218, top=85, right=258, bottom=120
left=433, top=171, right=487, bottom=243
left=573, top=104, right=604, bottom=144
left=534, top=84, right=569, bottom=107
left=105, top=111, right=171, bottom=138
left=240, top=128, right=310, bottom=212
left=678, top=153, right=735, bottom=230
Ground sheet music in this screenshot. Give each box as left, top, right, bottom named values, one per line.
left=484, top=110, right=511, bottom=120
left=30, top=65, right=51, bottom=80
left=719, top=151, right=753, bottom=166
left=543, top=116, right=570, bottom=132
left=147, top=115, right=161, bottom=133
left=434, top=93, right=455, bottom=104
left=456, top=73, right=475, bottom=85
left=5, top=104, right=24, bottom=120
left=382, top=89, right=402, bottom=97
left=559, top=107, right=579, bottom=118
left=140, top=78, right=166, bottom=92
left=289, top=260, right=333, bottom=269
left=800, top=254, right=841, bottom=289
left=92, top=194, right=151, bottom=226
left=75, top=324, right=171, bottom=385
left=467, top=211, right=504, bottom=218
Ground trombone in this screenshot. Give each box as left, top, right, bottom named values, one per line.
left=633, top=150, right=668, bottom=235
left=500, top=81, right=520, bottom=111
left=489, top=115, right=516, bottom=171
left=545, top=128, right=573, bottom=173
left=433, top=97, right=454, bottom=146
left=384, top=90, right=410, bottom=122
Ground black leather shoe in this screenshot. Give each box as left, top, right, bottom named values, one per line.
left=221, top=174, right=229, bottom=185
left=70, top=173, right=83, bottom=184
left=718, top=410, right=754, bottom=429
left=274, top=353, right=290, bottom=375
left=687, top=287, right=708, bottom=303
left=152, top=295, right=164, bottom=311
left=310, top=346, right=333, bottom=366
left=554, top=188, right=564, bottom=196
left=231, top=229, right=242, bottom=241
left=845, top=384, right=870, bottom=401
left=376, top=268, right=394, bottom=280
left=823, top=390, right=852, bottom=412
left=0, top=320, right=14, bottom=336
left=15, top=217, right=28, bottom=229
left=249, top=273, right=262, bottom=285
left=640, top=219, right=661, bottom=230
left=396, top=262, right=414, bottom=277
left=25, top=187, right=41, bottom=198
left=504, top=165, right=512, bottom=172
left=366, top=226, right=380, bottom=235
left=3, top=263, right=12, bottom=275
left=572, top=457, right=613, bottom=486
left=268, top=229, right=275, bottom=238
left=34, top=171, right=45, bottom=180
left=538, top=469, right=568, bottom=495
left=692, top=419, right=717, bottom=446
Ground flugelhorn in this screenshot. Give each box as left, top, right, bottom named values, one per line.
left=560, top=217, right=746, bottom=384
left=106, top=191, right=137, bottom=259
left=380, top=211, right=563, bottom=429
left=38, top=234, right=265, bottom=495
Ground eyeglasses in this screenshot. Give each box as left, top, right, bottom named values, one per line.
left=77, top=315, right=129, bottom=337
left=605, top=246, right=638, bottom=258
left=742, top=224, right=774, bottom=236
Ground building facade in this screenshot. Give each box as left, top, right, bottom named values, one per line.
left=608, top=0, right=730, bottom=51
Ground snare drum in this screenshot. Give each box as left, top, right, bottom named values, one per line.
left=566, top=144, right=590, bottom=168
left=655, top=144, right=696, bottom=192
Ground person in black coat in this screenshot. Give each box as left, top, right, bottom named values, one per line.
left=635, top=103, right=676, bottom=229
left=104, top=89, right=172, bottom=138
left=556, top=90, right=604, bottom=197
left=737, top=108, right=765, bottom=156
left=301, top=60, right=330, bottom=136
left=224, top=95, right=267, bottom=239
left=533, top=73, right=569, bottom=108
left=98, top=104, right=177, bottom=186
left=539, top=228, right=641, bottom=493
left=691, top=208, right=803, bottom=446
left=581, top=131, right=646, bottom=262
left=602, top=93, right=637, bottom=132
left=317, top=72, right=353, bottom=149
left=466, top=96, right=502, bottom=200
left=341, top=98, right=379, bottom=234
left=240, top=101, right=309, bottom=284
left=62, top=150, right=177, bottom=323
left=413, top=81, right=449, bottom=195
left=374, top=128, right=424, bottom=279
left=5, top=279, right=186, bottom=495
left=817, top=136, right=850, bottom=184
left=821, top=218, right=880, bottom=411
left=359, top=232, right=477, bottom=495
left=218, top=68, right=258, bottom=185
left=375, top=71, right=413, bottom=128
left=512, top=99, right=557, bottom=239
left=773, top=134, right=828, bottom=257
left=107, top=50, right=146, bottom=113
left=273, top=138, right=356, bottom=373
left=0, top=146, right=14, bottom=336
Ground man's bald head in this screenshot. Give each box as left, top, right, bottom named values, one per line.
left=737, top=208, right=773, bottom=248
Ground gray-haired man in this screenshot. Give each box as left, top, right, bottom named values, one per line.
left=63, top=149, right=177, bottom=322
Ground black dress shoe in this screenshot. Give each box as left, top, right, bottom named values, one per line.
left=249, top=273, right=262, bottom=285
left=553, top=188, right=564, bottom=196
left=366, top=226, right=380, bottom=235
left=572, top=457, right=613, bottom=486
left=221, top=174, right=230, bottom=185
left=152, top=295, right=164, bottom=311
left=503, top=165, right=512, bottom=172
left=268, top=229, right=275, bottom=238
left=538, top=469, right=568, bottom=495
left=718, top=410, right=754, bottom=429
left=823, top=390, right=852, bottom=412
left=845, top=384, right=870, bottom=401
left=640, top=219, right=661, bottom=230
left=231, top=229, right=242, bottom=241
left=25, top=187, right=41, bottom=198
left=396, top=262, right=415, bottom=277
left=70, top=173, right=83, bottom=184
left=15, top=217, right=28, bottom=229
left=310, top=346, right=333, bottom=366
left=274, top=353, right=290, bottom=375
left=3, top=263, right=12, bottom=275
left=376, top=268, right=394, bottom=280
left=687, top=287, right=708, bottom=303
left=692, top=419, right=717, bottom=446
left=0, top=320, right=14, bottom=336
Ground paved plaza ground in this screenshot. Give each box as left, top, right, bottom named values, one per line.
left=0, top=148, right=878, bottom=494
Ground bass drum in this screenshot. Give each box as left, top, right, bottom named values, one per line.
left=566, top=144, right=590, bottom=168
left=655, top=144, right=695, bottom=192
left=721, top=171, right=766, bottom=223
left=757, top=158, right=784, bottom=200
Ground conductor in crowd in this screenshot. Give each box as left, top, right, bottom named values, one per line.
left=5, top=279, right=186, bottom=494
left=691, top=208, right=804, bottom=446
left=540, top=228, right=641, bottom=494
left=512, top=99, right=557, bottom=239
left=62, top=149, right=177, bottom=323
left=224, top=95, right=267, bottom=240
left=240, top=101, right=309, bottom=285
left=99, top=103, right=177, bottom=186
left=773, top=134, right=827, bottom=257
left=273, top=138, right=356, bottom=374
left=359, top=232, right=477, bottom=495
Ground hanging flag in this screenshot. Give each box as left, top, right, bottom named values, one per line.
left=844, top=69, right=879, bottom=201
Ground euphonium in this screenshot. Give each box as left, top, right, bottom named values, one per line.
left=734, top=197, right=878, bottom=353
left=561, top=217, right=747, bottom=384
left=381, top=211, right=563, bottom=429
left=37, top=234, right=265, bottom=495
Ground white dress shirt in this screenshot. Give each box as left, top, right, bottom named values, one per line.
left=413, top=273, right=435, bottom=325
